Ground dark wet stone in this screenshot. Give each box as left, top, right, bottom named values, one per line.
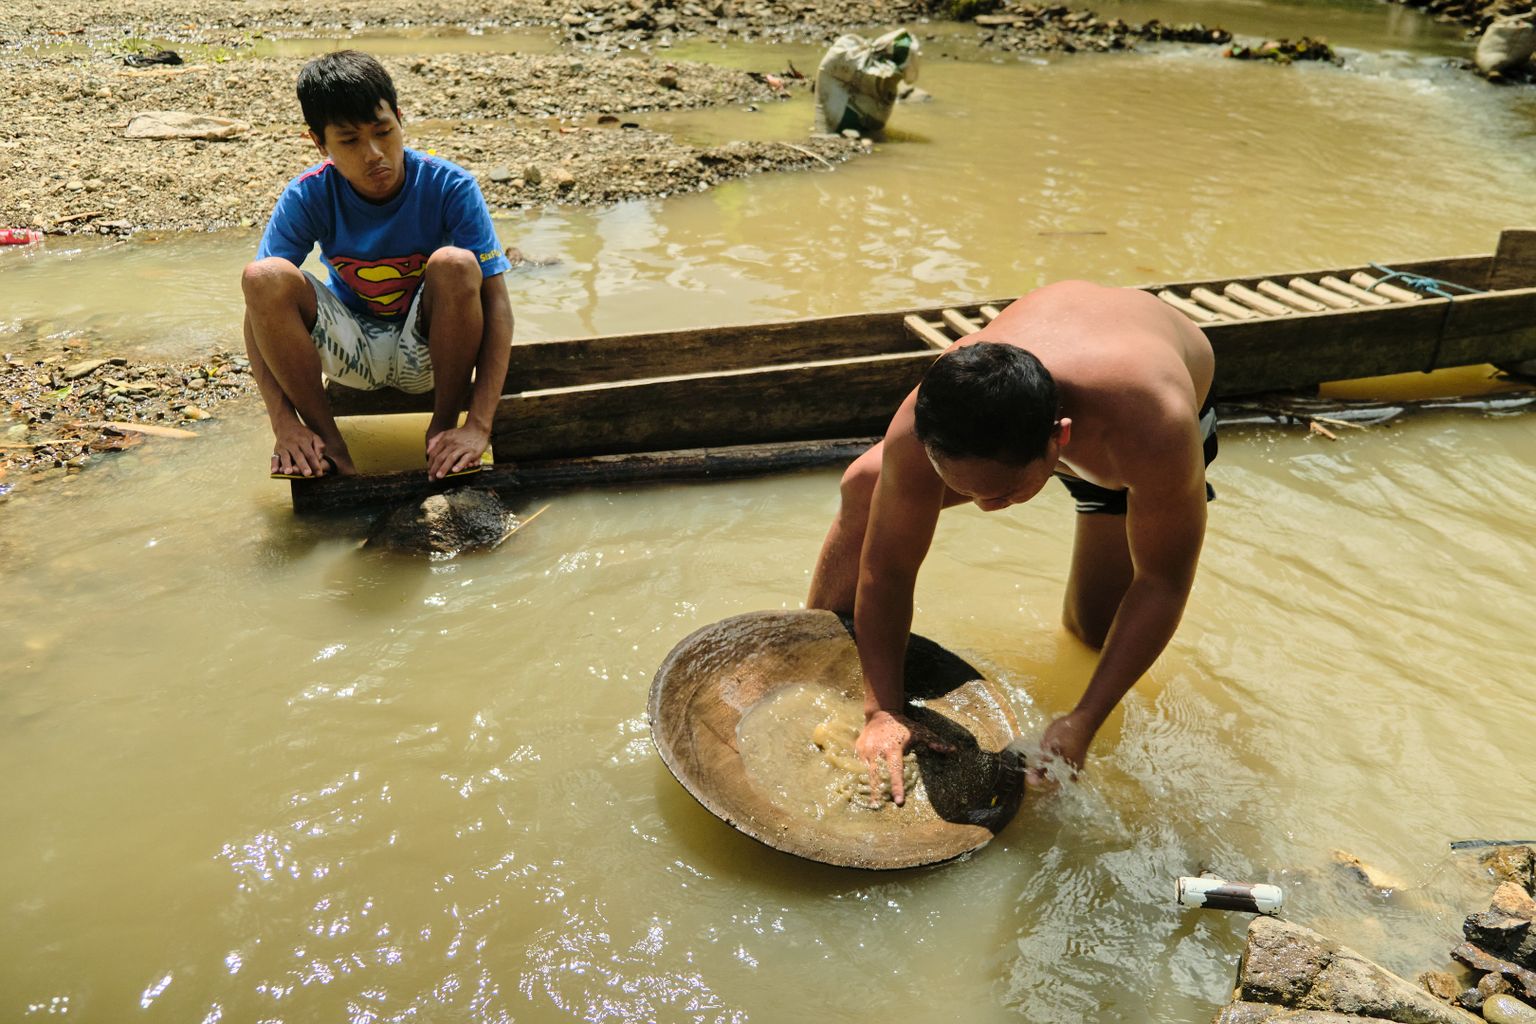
left=365, top=487, right=517, bottom=556
left=1465, top=883, right=1536, bottom=971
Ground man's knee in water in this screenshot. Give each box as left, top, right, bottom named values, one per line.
left=837, top=450, right=881, bottom=521
left=1062, top=603, right=1110, bottom=651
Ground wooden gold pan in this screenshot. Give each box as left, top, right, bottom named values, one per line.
left=648, top=610, right=1027, bottom=870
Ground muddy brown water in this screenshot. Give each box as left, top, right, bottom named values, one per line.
left=3, top=11, right=1536, bottom=1022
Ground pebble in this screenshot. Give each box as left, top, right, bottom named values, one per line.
left=1485, top=994, right=1536, bottom=1024
left=487, top=165, right=513, bottom=182
left=63, top=358, right=108, bottom=380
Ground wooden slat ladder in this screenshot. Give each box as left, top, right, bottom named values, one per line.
left=1349, top=271, right=1423, bottom=303
left=941, top=308, right=984, bottom=337
left=1157, top=289, right=1220, bottom=324
left=1319, top=275, right=1393, bottom=306
left=1257, top=279, right=1328, bottom=312
left=1288, top=277, right=1359, bottom=309
left=1190, top=287, right=1258, bottom=320
left=903, top=314, right=953, bottom=350
left=1223, top=282, right=1292, bottom=317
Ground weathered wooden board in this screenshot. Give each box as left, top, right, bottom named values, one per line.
left=1488, top=228, right=1536, bottom=292
left=490, top=350, right=933, bottom=460
left=326, top=304, right=1004, bottom=415
left=1205, top=288, right=1536, bottom=396
left=289, top=437, right=879, bottom=514
left=323, top=255, right=1500, bottom=416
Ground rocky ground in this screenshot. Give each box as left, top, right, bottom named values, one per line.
left=0, top=324, right=253, bottom=493
left=0, top=51, right=865, bottom=236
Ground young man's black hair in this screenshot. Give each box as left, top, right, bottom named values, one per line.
left=296, top=50, right=400, bottom=139
left=913, top=341, right=1058, bottom=465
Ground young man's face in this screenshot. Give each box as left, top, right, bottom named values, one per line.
left=927, top=427, right=1066, bottom=513
left=311, top=100, right=406, bottom=202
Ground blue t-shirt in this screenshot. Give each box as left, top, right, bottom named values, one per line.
left=257, top=147, right=511, bottom=320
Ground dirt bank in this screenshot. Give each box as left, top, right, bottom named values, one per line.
left=0, top=50, right=865, bottom=237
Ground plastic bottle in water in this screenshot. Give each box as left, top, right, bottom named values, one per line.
left=0, top=228, right=43, bottom=245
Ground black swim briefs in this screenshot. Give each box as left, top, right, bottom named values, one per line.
left=1054, top=396, right=1217, bottom=516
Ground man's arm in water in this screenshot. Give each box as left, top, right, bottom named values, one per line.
left=852, top=423, right=952, bottom=805
left=1034, top=410, right=1208, bottom=782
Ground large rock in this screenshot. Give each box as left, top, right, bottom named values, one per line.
left=123, top=111, right=251, bottom=140
left=1236, top=918, right=1483, bottom=1024
left=364, top=487, right=518, bottom=556
left=1482, top=848, right=1536, bottom=893
left=1474, top=15, right=1536, bottom=76
left=1464, top=882, right=1536, bottom=970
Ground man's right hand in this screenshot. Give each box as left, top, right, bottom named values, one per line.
left=854, top=709, right=955, bottom=807
left=272, top=423, right=332, bottom=477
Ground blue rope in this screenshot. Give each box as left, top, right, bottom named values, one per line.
left=1365, top=263, right=1485, bottom=300
left=1361, top=264, right=1486, bottom=373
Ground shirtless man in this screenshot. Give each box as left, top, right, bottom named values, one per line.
left=806, top=280, right=1216, bottom=803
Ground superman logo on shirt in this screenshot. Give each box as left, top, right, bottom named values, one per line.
left=329, top=253, right=428, bottom=318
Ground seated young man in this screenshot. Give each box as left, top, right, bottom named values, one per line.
left=806, top=281, right=1217, bottom=803
left=243, top=49, right=513, bottom=480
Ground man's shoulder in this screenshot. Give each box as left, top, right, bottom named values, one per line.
left=408, top=148, right=479, bottom=191
left=281, top=159, right=338, bottom=196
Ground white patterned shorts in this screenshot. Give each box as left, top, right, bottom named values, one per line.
left=304, top=271, right=434, bottom=394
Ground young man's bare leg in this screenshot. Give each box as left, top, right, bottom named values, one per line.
left=1061, top=512, right=1134, bottom=649
left=417, top=246, right=491, bottom=479
left=242, top=258, right=356, bottom=476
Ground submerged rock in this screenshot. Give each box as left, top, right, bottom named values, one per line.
left=365, top=487, right=519, bottom=556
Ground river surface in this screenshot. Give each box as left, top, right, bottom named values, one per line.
left=4, top=5, right=1536, bottom=1022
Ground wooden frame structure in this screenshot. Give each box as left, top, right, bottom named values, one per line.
left=293, top=228, right=1536, bottom=511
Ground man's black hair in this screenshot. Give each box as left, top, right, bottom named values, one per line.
left=297, top=50, right=399, bottom=140
left=914, top=342, right=1058, bottom=464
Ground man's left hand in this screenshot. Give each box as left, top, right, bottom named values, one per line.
left=426, top=424, right=489, bottom=480
left=1026, top=709, right=1098, bottom=788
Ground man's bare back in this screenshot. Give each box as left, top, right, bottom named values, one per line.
left=806, top=280, right=1215, bottom=804
left=956, top=281, right=1213, bottom=491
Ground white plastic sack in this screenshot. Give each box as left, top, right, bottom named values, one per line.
left=813, top=28, right=921, bottom=136
left=1475, top=14, right=1536, bottom=76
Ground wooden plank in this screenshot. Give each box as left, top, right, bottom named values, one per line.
left=1434, top=285, right=1536, bottom=369
left=1222, top=282, right=1291, bottom=317
left=904, top=314, right=953, bottom=350
left=290, top=437, right=880, bottom=514
left=1319, top=275, right=1393, bottom=306
left=1488, top=228, right=1536, bottom=291
left=1349, top=272, right=1422, bottom=303
left=323, top=250, right=1504, bottom=418
left=1207, top=287, right=1536, bottom=396
left=1190, top=286, right=1258, bottom=320
left=1157, top=289, right=1220, bottom=323
left=491, top=350, right=935, bottom=461
left=1255, top=280, right=1328, bottom=312
left=940, top=308, right=983, bottom=336
left=979, top=305, right=1003, bottom=322
left=1288, top=277, right=1358, bottom=309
